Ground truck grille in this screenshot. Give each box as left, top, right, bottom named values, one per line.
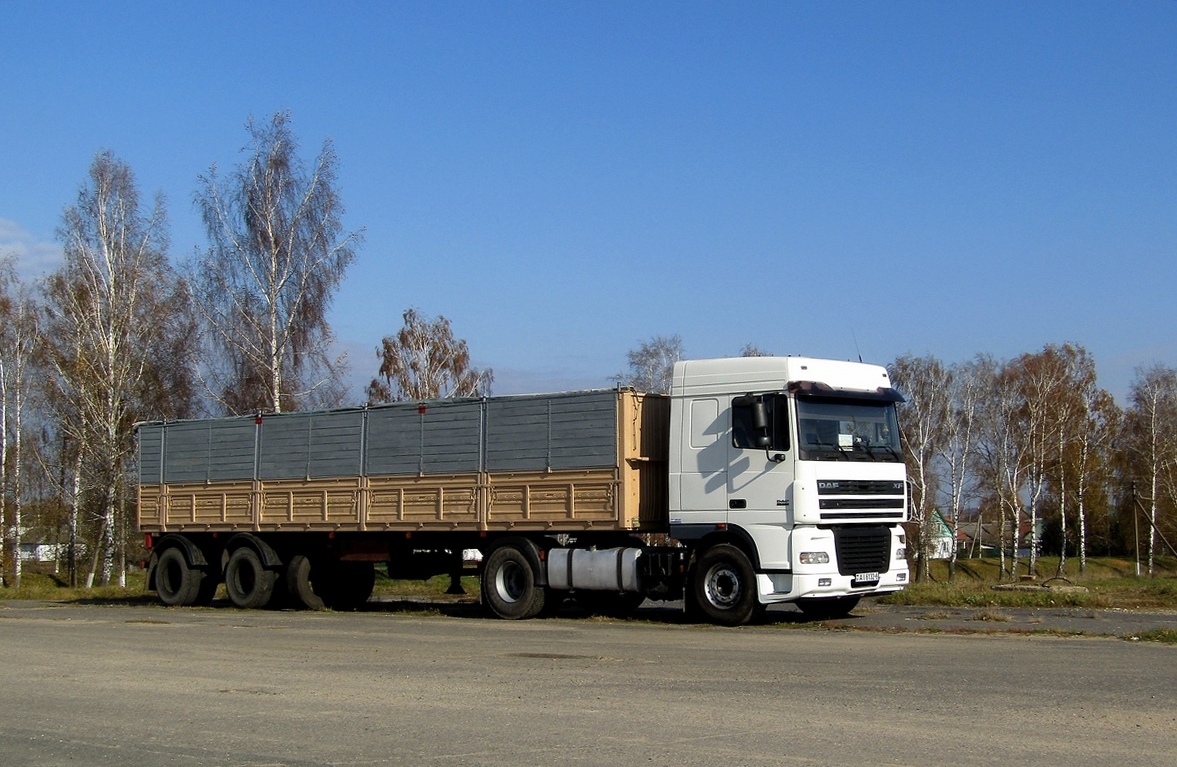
left=832, top=526, right=890, bottom=576
left=816, top=479, right=906, bottom=520
left=817, top=480, right=905, bottom=495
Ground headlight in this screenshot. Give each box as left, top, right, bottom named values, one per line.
left=799, top=552, right=830, bottom=565
left=896, top=548, right=906, bottom=560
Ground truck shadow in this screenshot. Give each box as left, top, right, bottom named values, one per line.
left=355, top=597, right=841, bottom=626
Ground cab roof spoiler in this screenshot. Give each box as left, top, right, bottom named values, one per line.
left=788, top=380, right=906, bottom=403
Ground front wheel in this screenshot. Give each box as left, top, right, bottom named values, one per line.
left=691, top=544, right=759, bottom=626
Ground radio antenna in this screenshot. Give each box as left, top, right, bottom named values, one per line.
left=851, top=329, right=863, bottom=363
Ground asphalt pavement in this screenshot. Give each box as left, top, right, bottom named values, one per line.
left=1, top=599, right=1175, bottom=767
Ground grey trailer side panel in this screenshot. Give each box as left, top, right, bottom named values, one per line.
left=364, top=400, right=483, bottom=476
left=163, top=419, right=257, bottom=483
left=137, top=423, right=164, bottom=485
left=257, top=410, right=365, bottom=480
left=484, top=391, right=617, bottom=472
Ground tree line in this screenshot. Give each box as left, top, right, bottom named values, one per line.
left=2, top=114, right=1174, bottom=591
left=0, top=112, right=487, bottom=589
left=890, top=346, right=1177, bottom=581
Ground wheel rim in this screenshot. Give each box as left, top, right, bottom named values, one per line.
left=704, top=564, right=742, bottom=608
left=495, top=561, right=526, bottom=604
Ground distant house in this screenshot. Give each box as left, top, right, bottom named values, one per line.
left=957, top=515, right=1037, bottom=557
left=928, top=511, right=955, bottom=559
left=906, top=511, right=958, bottom=560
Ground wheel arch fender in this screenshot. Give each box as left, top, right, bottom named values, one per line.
left=146, top=534, right=213, bottom=594
left=225, top=533, right=282, bottom=569
left=691, top=526, right=762, bottom=572
left=153, top=534, right=210, bottom=568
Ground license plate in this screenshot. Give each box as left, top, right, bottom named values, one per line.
left=853, top=572, right=880, bottom=585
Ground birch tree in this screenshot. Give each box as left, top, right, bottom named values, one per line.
left=0, top=256, right=14, bottom=585
left=1013, top=346, right=1077, bottom=575
left=615, top=334, right=684, bottom=394
left=0, top=259, right=38, bottom=588
left=1068, top=385, right=1118, bottom=574
left=1124, top=364, right=1177, bottom=576
left=193, top=111, right=362, bottom=414
left=972, top=356, right=1033, bottom=579
left=43, top=151, right=189, bottom=587
left=366, top=308, right=493, bottom=402
left=942, top=359, right=982, bottom=579
left=889, top=354, right=951, bottom=580
left=1034, top=344, right=1116, bottom=575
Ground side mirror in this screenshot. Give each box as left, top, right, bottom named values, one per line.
left=750, top=401, right=769, bottom=431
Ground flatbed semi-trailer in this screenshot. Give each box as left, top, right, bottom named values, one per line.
left=138, top=356, right=910, bottom=625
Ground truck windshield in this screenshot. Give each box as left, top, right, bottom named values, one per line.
left=796, top=397, right=903, bottom=462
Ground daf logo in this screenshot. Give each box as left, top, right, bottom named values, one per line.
left=818, top=481, right=840, bottom=490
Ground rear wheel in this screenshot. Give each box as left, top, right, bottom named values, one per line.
left=691, top=544, right=759, bottom=626
left=286, top=554, right=330, bottom=610
left=481, top=543, right=547, bottom=620
left=154, top=547, right=204, bottom=607
left=225, top=547, right=277, bottom=609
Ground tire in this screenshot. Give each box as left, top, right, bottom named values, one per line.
left=797, top=596, right=860, bottom=620
left=154, top=547, right=204, bottom=607
left=691, top=544, right=759, bottom=626
left=481, top=543, right=547, bottom=620
left=327, top=562, right=375, bottom=611
left=575, top=590, right=646, bottom=618
left=286, top=554, right=330, bottom=611
left=225, top=546, right=278, bottom=609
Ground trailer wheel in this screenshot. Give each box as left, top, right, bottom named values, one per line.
left=286, top=554, right=329, bottom=610
left=328, top=562, right=376, bottom=610
left=155, top=547, right=205, bottom=607
left=797, top=596, right=860, bottom=620
left=481, top=544, right=547, bottom=620
left=692, top=544, right=758, bottom=626
left=225, top=546, right=277, bottom=609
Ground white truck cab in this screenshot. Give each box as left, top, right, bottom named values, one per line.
left=669, top=357, right=910, bottom=619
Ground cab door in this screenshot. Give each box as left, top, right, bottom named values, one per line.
left=727, top=394, right=795, bottom=569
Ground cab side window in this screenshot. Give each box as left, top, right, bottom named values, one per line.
left=731, top=394, right=789, bottom=451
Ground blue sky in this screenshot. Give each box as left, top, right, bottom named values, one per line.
left=2, top=2, right=1174, bottom=403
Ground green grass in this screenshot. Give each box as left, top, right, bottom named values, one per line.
left=881, top=556, right=1177, bottom=610
left=5, top=557, right=1177, bottom=613
left=371, top=572, right=480, bottom=600
left=0, top=568, right=478, bottom=604
left=0, top=570, right=152, bottom=603
left=1126, top=628, right=1177, bottom=644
